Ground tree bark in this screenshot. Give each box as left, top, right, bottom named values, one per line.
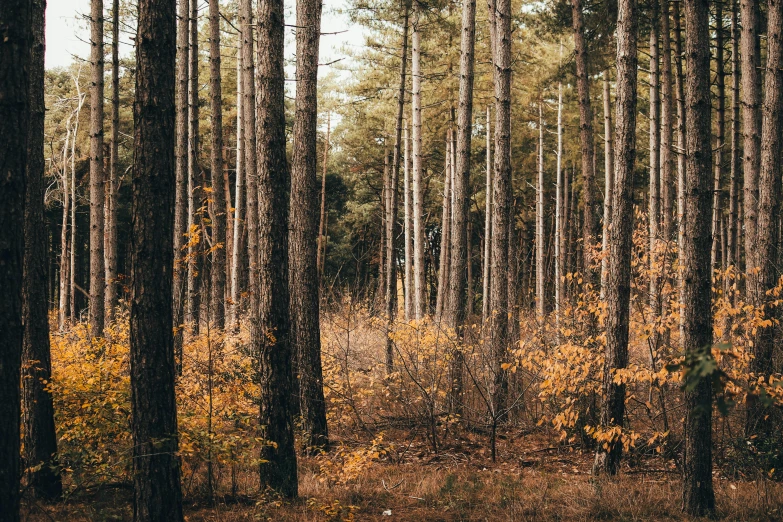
left=0, top=0, right=31, bottom=516
left=59, top=113, right=72, bottom=329
left=741, top=0, right=761, bottom=271
left=711, top=3, right=725, bottom=272
left=436, top=134, right=453, bottom=319
left=241, top=0, right=258, bottom=331
left=556, top=51, right=564, bottom=328
left=404, top=121, right=413, bottom=320
left=483, top=105, right=492, bottom=322
left=105, top=0, right=120, bottom=325
left=209, top=0, right=226, bottom=329
left=681, top=0, right=715, bottom=514
left=571, top=0, right=597, bottom=282
left=673, top=0, right=686, bottom=268
left=648, top=0, right=660, bottom=311
left=291, top=0, right=329, bottom=452
left=257, top=0, right=298, bottom=496
left=536, top=104, right=545, bottom=320
left=747, top=0, right=783, bottom=436
left=186, top=0, right=200, bottom=333
left=130, top=0, right=184, bottom=517
left=230, top=34, right=244, bottom=328
left=412, top=0, right=426, bottom=318
left=601, top=71, right=613, bottom=300
left=728, top=0, right=740, bottom=274
left=593, top=0, right=637, bottom=476
left=89, top=0, right=106, bottom=337
left=660, top=0, right=674, bottom=243
left=173, top=0, right=190, bottom=363
left=317, top=112, right=331, bottom=287
left=23, top=0, right=62, bottom=502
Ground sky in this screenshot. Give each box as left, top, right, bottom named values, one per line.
left=44, top=0, right=363, bottom=73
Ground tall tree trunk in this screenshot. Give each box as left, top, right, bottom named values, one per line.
left=482, top=105, right=492, bottom=322
left=593, top=0, right=638, bottom=476
left=490, top=0, right=511, bottom=414
left=23, top=0, right=62, bottom=501
left=741, top=0, right=761, bottom=273
left=649, top=0, right=660, bottom=312
left=209, top=0, right=226, bottom=329
left=571, top=0, right=597, bottom=281
left=711, top=3, right=725, bottom=272
left=673, top=0, right=686, bottom=267
left=0, top=3, right=31, bottom=516
left=89, top=0, right=106, bottom=337
left=230, top=35, right=244, bottom=329
left=257, top=0, right=298, bottom=496
left=59, top=113, right=72, bottom=329
left=404, top=121, right=413, bottom=320
left=186, top=0, right=200, bottom=333
left=386, top=3, right=410, bottom=370
left=555, top=53, right=564, bottom=328
left=317, top=112, right=331, bottom=287
left=536, top=104, right=545, bottom=320
left=70, top=89, right=78, bottom=320
left=105, top=0, right=120, bottom=325
left=660, top=0, right=674, bottom=244
left=727, top=0, right=739, bottom=275
left=601, top=71, right=613, bottom=299
left=436, top=134, right=453, bottom=318
left=291, top=0, right=329, bottom=451
left=446, top=0, right=476, bottom=412
left=681, top=0, right=715, bottom=514
left=747, top=0, right=783, bottom=436
left=173, top=0, right=190, bottom=364
left=412, top=0, right=426, bottom=318
left=130, top=0, right=184, bottom=517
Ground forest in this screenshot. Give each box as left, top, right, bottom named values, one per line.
left=2, top=0, right=783, bottom=519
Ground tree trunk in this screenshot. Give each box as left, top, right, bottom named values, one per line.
left=23, top=0, right=62, bottom=501
left=741, top=0, right=761, bottom=272
left=483, top=105, right=492, bottom=322
left=648, top=0, right=660, bottom=312
left=747, top=0, right=783, bottom=436
left=436, top=134, right=452, bottom=319
left=601, top=71, right=613, bottom=300
left=681, top=0, right=715, bottom=514
left=490, top=0, right=511, bottom=414
left=571, top=0, right=597, bottom=281
left=257, top=0, right=299, bottom=496
left=0, top=3, right=31, bottom=517
left=673, top=0, right=686, bottom=269
left=230, top=34, right=244, bottom=329
left=89, top=0, right=105, bottom=338
left=173, top=0, right=190, bottom=364
left=386, top=3, right=410, bottom=370
left=711, top=3, right=725, bottom=272
left=536, top=104, right=545, bottom=320
left=241, top=0, right=258, bottom=331
left=412, top=0, right=426, bottom=318
left=660, top=0, right=674, bottom=244
left=209, top=0, right=226, bottom=329
left=727, top=0, right=739, bottom=275
left=186, top=0, right=200, bottom=333
left=105, top=0, right=120, bottom=325
left=404, top=121, right=413, bottom=320
left=130, top=0, right=184, bottom=517
left=593, top=0, right=638, bottom=476
left=59, top=113, right=72, bottom=329
left=555, top=51, right=564, bottom=328
left=291, top=0, right=329, bottom=452
left=317, top=112, right=331, bottom=287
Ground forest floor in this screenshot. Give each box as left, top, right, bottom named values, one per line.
left=22, top=429, right=783, bottom=521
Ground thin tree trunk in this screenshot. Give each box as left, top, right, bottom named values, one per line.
left=230, top=35, right=244, bottom=328
left=89, top=0, right=106, bottom=338
left=649, top=0, right=660, bottom=312
left=536, top=104, right=545, bottom=320
left=483, top=105, right=492, bottom=322
left=105, top=0, right=120, bottom=325
left=727, top=0, right=739, bottom=274
left=660, top=0, right=674, bottom=244
left=70, top=82, right=83, bottom=321
left=386, top=3, right=410, bottom=371
left=130, top=0, right=184, bottom=517
left=186, top=0, right=200, bottom=333
left=24, top=0, right=62, bottom=500
left=673, top=0, right=686, bottom=271
left=404, top=121, right=413, bottom=320
left=412, top=0, right=426, bottom=318
left=571, top=0, right=597, bottom=281
left=291, top=0, right=329, bottom=452
left=601, top=71, right=613, bottom=300
left=59, top=113, right=72, bottom=329
left=209, top=0, right=226, bottom=329
left=173, top=0, right=190, bottom=362
left=747, top=0, right=783, bottom=436
left=741, top=0, right=761, bottom=272
left=593, top=0, right=638, bottom=476
left=711, top=3, right=725, bottom=272
left=681, top=0, right=715, bottom=514
left=555, top=48, right=564, bottom=329
left=257, top=0, right=299, bottom=496
left=436, top=134, right=452, bottom=319
left=317, top=112, right=331, bottom=287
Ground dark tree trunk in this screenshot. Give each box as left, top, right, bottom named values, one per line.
left=23, top=0, right=62, bottom=501
left=209, top=0, right=226, bottom=329
left=593, top=0, right=638, bottom=476
left=571, top=0, right=597, bottom=281
left=0, top=1, right=31, bottom=518
left=660, top=0, right=674, bottom=243
left=89, top=0, right=105, bottom=337
left=291, top=0, right=329, bottom=452
left=681, top=0, right=715, bottom=515
left=173, top=0, right=190, bottom=367
left=741, top=0, right=761, bottom=267
left=649, top=0, right=660, bottom=311
left=446, top=0, right=476, bottom=413
left=105, top=0, right=120, bottom=324
left=257, top=0, right=298, bottom=497
left=386, top=2, right=410, bottom=372
left=728, top=0, right=740, bottom=273
left=711, top=3, right=725, bottom=271
left=747, top=0, right=783, bottom=436
left=489, top=0, right=511, bottom=414
left=130, top=0, right=184, bottom=518
left=186, top=0, right=200, bottom=333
